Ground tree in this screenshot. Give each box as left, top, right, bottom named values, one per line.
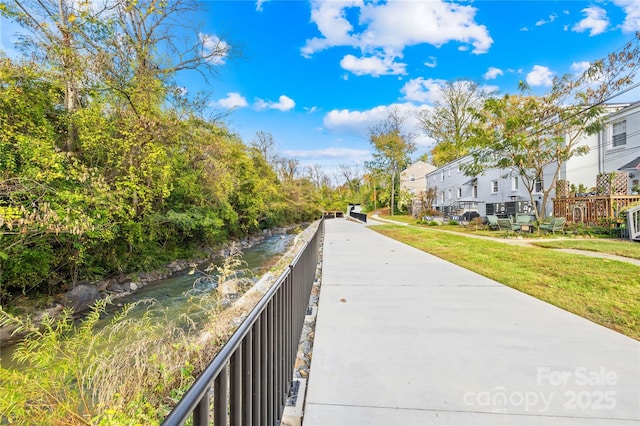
left=338, top=163, right=362, bottom=195
left=464, top=33, right=640, bottom=220
left=416, top=188, right=437, bottom=216
left=305, top=163, right=325, bottom=188
left=93, top=0, right=231, bottom=124
left=251, top=130, right=276, bottom=164
left=417, top=80, right=489, bottom=166
left=273, top=156, right=299, bottom=184
left=464, top=94, right=574, bottom=220
left=366, top=108, right=416, bottom=215
left=0, top=0, right=104, bottom=150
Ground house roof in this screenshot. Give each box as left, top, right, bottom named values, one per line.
left=618, top=157, right=640, bottom=170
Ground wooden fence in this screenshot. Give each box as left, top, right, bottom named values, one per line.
left=553, top=195, right=640, bottom=224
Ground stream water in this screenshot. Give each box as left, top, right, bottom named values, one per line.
left=0, top=233, right=296, bottom=370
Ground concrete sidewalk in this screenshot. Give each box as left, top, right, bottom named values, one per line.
left=303, top=218, right=640, bottom=425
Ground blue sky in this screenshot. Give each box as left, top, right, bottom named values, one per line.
left=2, top=1, right=640, bottom=179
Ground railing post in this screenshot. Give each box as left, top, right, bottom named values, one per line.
left=242, top=330, right=252, bottom=425
left=193, top=391, right=210, bottom=426
left=230, top=347, right=242, bottom=426
left=214, top=365, right=228, bottom=426
left=260, top=310, right=268, bottom=422
left=251, top=317, right=261, bottom=426
left=267, top=302, right=275, bottom=425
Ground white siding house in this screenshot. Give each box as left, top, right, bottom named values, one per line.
left=405, top=101, right=640, bottom=219
left=603, top=102, right=640, bottom=192
left=564, top=103, right=631, bottom=190
left=423, top=157, right=552, bottom=217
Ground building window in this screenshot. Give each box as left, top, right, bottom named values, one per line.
left=457, top=188, right=462, bottom=198
left=440, top=191, right=445, bottom=203
left=612, top=120, right=626, bottom=147
left=511, top=176, right=519, bottom=191
left=472, top=184, right=478, bottom=198
left=441, top=171, right=445, bottom=181
left=534, top=177, right=543, bottom=193
left=410, top=174, right=415, bottom=182
left=491, top=180, right=498, bottom=193
left=447, top=189, right=452, bottom=200
left=448, top=168, right=451, bottom=176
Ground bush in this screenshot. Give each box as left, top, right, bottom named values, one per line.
left=447, top=220, right=460, bottom=226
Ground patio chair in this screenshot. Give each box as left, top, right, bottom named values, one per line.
left=486, top=214, right=499, bottom=230
left=539, top=217, right=566, bottom=234
left=497, top=218, right=514, bottom=232
left=515, top=214, right=533, bottom=225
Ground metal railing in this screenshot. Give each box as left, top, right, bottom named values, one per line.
left=349, top=210, right=367, bottom=223
left=162, top=220, right=324, bottom=426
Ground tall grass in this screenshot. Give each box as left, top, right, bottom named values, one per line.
left=0, top=248, right=255, bottom=425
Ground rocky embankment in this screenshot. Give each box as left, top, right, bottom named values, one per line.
left=1, top=226, right=296, bottom=344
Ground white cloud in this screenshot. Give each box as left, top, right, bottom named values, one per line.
left=302, top=0, right=492, bottom=77
left=571, top=61, right=591, bottom=75
left=401, top=78, right=496, bottom=106
left=340, top=54, right=407, bottom=77
left=301, top=1, right=357, bottom=58
left=283, top=147, right=371, bottom=161
left=483, top=67, right=504, bottom=80
left=536, top=14, right=557, bottom=26
left=305, top=106, right=319, bottom=113
left=400, top=77, right=448, bottom=104
left=424, top=56, right=437, bottom=68
left=572, top=6, right=609, bottom=36
left=254, top=95, right=295, bottom=111
left=323, top=102, right=429, bottom=142
left=526, top=65, right=555, bottom=87
left=482, top=84, right=500, bottom=95
left=199, top=33, right=230, bottom=64
left=613, top=0, right=640, bottom=32
left=256, top=0, right=270, bottom=12
left=217, top=92, right=248, bottom=109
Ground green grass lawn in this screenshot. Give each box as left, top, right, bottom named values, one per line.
left=377, top=213, right=636, bottom=245
left=532, top=239, right=640, bottom=260
left=372, top=224, right=640, bottom=341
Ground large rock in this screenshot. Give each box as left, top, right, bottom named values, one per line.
left=63, top=284, right=100, bottom=313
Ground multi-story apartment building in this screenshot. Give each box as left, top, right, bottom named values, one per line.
left=405, top=101, right=640, bottom=219
left=423, top=156, right=551, bottom=218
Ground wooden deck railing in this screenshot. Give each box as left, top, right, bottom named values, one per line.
left=553, top=195, right=640, bottom=224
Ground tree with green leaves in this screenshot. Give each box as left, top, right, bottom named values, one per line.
left=418, top=80, right=490, bottom=166
left=464, top=33, right=640, bottom=220
left=366, top=108, right=416, bottom=215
